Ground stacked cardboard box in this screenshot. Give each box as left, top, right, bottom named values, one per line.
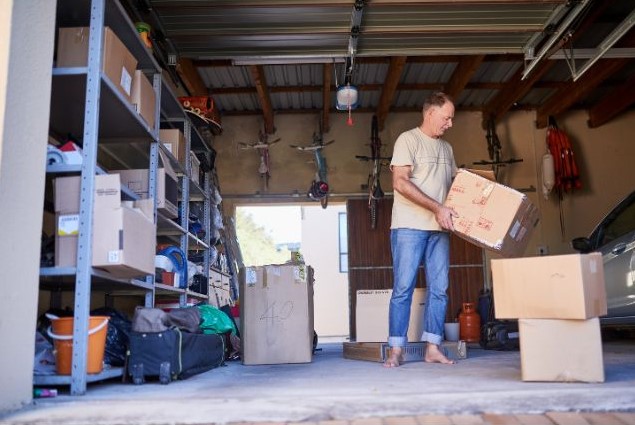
left=491, top=253, right=607, bottom=382
left=239, top=264, right=314, bottom=365
left=54, top=174, right=156, bottom=278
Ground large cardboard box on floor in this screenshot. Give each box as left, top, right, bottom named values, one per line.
left=111, top=150, right=179, bottom=218
left=355, top=288, right=425, bottom=342
left=54, top=174, right=156, bottom=278
left=444, top=169, right=539, bottom=257
left=56, top=27, right=137, bottom=103
left=519, top=318, right=604, bottom=382
left=240, top=264, right=314, bottom=365
left=491, top=253, right=606, bottom=319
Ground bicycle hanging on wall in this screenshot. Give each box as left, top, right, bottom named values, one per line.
left=473, top=116, right=523, bottom=181
left=356, top=115, right=391, bottom=229
left=238, top=130, right=281, bottom=193
left=290, top=131, right=334, bottom=209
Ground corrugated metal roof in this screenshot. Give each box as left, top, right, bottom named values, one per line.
left=123, top=0, right=635, bottom=128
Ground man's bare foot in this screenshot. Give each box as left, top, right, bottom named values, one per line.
left=383, top=347, right=403, bottom=368
left=424, top=343, right=456, bottom=364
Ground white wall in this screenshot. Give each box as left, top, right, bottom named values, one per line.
left=0, top=0, right=56, bottom=413
left=301, top=203, right=349, bottom=337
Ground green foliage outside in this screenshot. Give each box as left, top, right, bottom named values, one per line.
left=236, top=209, right=291, bottom=266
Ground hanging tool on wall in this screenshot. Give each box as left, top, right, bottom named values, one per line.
left=473, top=116, right=523, bottom=181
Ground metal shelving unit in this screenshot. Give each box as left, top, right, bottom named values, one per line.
left=157, top=74, right=213, bottom=307
left=37, top=0, right=162, bottom=394
left=37, top=0, right=213, bottom=394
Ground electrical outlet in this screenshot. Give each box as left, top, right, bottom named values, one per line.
left=537, top=245, right=549, bottom=256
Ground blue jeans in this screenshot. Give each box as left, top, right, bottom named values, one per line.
left=388, top=228, right=450, bottom=347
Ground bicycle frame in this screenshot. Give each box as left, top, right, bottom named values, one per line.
left=473, top=117, right=522, bottom=181
left=238, top=131, right=280, bottom=193
left=356, top=115, right=391, bottom=229
left=290, top=132, right=334, bottom=209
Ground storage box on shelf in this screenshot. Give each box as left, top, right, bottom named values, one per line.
left=209, top=268, right=232, bottom=308
left=56, top=26, right=137, bottom=103
left=112, top=150, right=179, bottom=219
left=190, top=151, right=201, bottom=185
left=159, top=129, right=186, bottom=166
left=131, top=70, right=156, bottom=129
left=54, top=174, right=155, bottom=277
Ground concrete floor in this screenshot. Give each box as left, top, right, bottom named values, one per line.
left=3, top=336, right=635, bottom=425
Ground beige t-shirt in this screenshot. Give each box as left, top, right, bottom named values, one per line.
left=390, top=127, right=457, bottom=231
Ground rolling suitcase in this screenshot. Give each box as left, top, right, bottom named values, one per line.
left=127, top=328, right=225, bottom=384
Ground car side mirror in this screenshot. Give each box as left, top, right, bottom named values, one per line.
left=571, top=237, right=593, bottom=253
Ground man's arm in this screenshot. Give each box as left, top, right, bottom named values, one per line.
left=391, top=165, right=457, bottom=231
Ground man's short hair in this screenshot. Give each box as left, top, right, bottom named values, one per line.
left=423, top=92, right=453, bottom=114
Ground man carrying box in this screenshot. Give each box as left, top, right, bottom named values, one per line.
left=385, top=92, right=459, bottom=367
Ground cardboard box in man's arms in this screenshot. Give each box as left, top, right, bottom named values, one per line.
left=444, top=169, right=539, bottom=257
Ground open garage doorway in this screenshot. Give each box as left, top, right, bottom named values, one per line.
left=235, top=203, right=349, bottom=340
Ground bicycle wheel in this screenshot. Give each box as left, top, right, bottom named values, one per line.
left=320, top=195, right=328, bottom=209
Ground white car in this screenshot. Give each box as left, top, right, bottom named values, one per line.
left=571, top=190, right=635, bottom=325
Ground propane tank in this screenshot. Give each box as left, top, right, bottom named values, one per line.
left=459, top=302, right=481, bottom=343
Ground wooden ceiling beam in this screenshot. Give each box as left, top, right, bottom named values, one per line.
left=535, top=58, right=631, bottom=128
left=249, top=65, right=275, bottom=134
left=322, top=62, right=333, bottom=133
left=588, top=73, right=635, bottom=128
left=483, top=59, right=555, bottom=124
left=376, top=56, right=408, bottom=131
left=176, top=57, right=208, bottom=96
left=483, top=0, right=613, bottom=125
left=445, top=54, right=485, bottom=99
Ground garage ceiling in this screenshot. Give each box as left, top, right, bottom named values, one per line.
left=124, top=0, right=635, bottom=133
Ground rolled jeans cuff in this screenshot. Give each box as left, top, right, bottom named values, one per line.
left=388, top=336, right=407, bottom=348
left=422, top=331, right=442, bottom=345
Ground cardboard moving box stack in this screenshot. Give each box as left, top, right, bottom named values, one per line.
left=54, top=174, right=156, bottom=278
left=491, top=253, right=607, bottom=382
left=240, top=264, right=314, bottom=365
